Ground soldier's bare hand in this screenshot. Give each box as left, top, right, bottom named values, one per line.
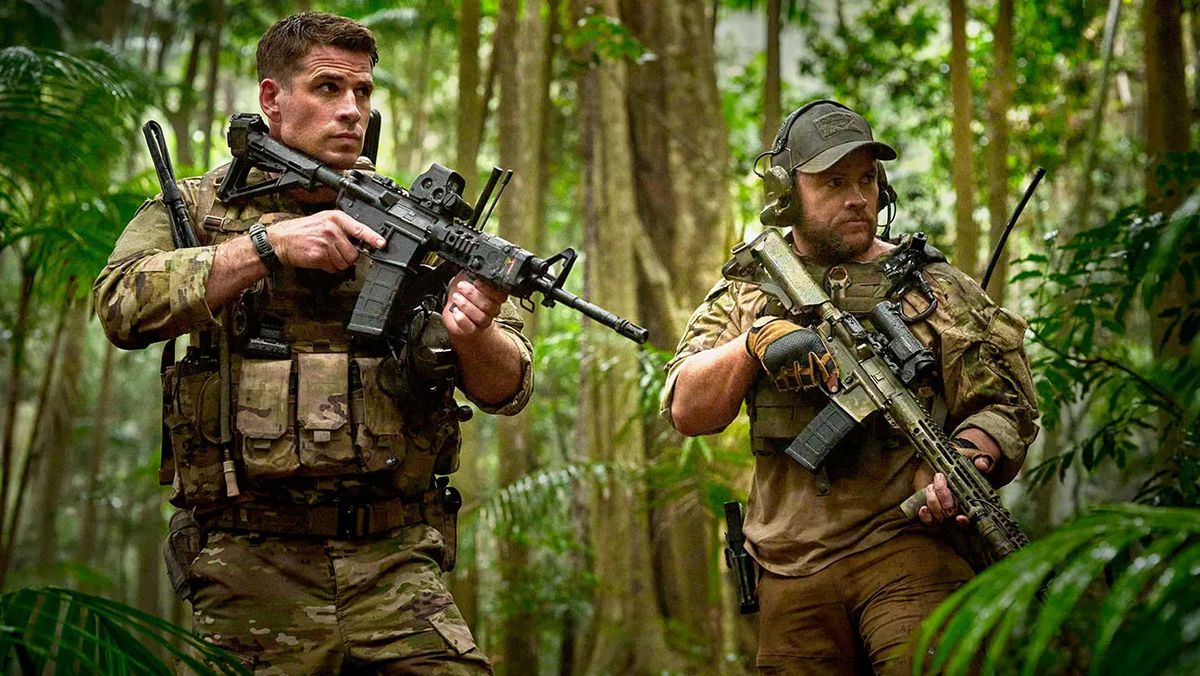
left=443, top=272, right=508, bottom=340
left=266, top=211, right=386, bottom=273
left=917, top=472, right=970, bottom=529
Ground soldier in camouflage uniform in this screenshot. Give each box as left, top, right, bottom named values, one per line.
left=661, top=100, right=1038, bottom=674
left=93, top=13, right=530, bottom=674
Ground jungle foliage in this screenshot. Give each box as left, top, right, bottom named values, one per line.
left=1, top=0, right=1198, bottom=674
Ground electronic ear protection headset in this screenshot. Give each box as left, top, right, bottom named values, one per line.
left=754, top=99, right=898, bottom=233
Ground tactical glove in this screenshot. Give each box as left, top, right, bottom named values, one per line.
left=745, top=317, right=839, bottom=392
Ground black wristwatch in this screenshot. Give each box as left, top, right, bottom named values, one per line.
left=248, top=222, right=281, bottom=271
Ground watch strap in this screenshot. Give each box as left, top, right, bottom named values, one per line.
left=249, top=222, right=280, bottom=271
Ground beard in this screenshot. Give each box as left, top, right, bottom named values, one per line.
left=794, top=211, right=876, bottom=265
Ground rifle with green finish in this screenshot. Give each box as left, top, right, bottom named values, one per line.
left=722, top=228, right=1028, bottom=563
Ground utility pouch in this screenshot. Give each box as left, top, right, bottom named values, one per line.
left=426, top=477, right=462, bottom=572
left=236, top=358, right=299, bottom=478
left=166, top=357, right=226, bottom=506
left=164, top=509, right=206, bottom=601
left=352, top=357, right=407, bottom=473
left=296, top=353, right=355, bottom=473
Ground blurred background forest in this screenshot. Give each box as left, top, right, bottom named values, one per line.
left=1, top=0, right=1198, bottom=673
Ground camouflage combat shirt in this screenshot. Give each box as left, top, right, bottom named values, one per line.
left=93, top=160, right=534, bottom=508
left=660, top=235, right=1039, bottom=577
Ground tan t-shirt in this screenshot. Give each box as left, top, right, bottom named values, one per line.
left=660, top=241, right=1039, bottom=576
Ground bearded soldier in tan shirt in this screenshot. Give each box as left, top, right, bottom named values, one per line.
left=661, top=100, right=1038, bottom=674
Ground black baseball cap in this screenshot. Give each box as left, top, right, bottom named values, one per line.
left=769, top=100, right=897, bottom=174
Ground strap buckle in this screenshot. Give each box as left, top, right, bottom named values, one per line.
left=336, top=503, right=371, bottom=539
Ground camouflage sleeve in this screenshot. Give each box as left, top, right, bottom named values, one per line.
left=658, top=278, right=750, bottom=429
left=917, top=263, right=1040, bottom=486
left=91, top=197, right=219, bottom=349
left=460, top=299, right=534, bottom=416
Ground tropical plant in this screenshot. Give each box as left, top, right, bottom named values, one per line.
left=0, top=586, right=248, bottom=675
left=917, top=169, right=1200, bottom=675
left=915, top=503, right=1200, bottom=675
left=0, top=43, right=153, bottom=587
left=1018, top=161, right=1200, bottom=506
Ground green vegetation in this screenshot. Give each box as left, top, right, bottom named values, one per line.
left=1, top=0, right=1196, bottom=674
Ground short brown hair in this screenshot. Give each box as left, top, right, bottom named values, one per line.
left=256, top=12, right=378, bottom=83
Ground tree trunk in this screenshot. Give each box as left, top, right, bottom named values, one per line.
left=983, top=0, right=1013, bottom=301
left=153, top=2, right=178, bottom=79
left=403, top=26, right=435, bottom=175
left=168, top=26, right=205, bottom=169
left=1191, top=0, right=1200, bottom=124
left=0, top=264, right=34, bottom=590
left=456, top=0, right=483, bottom=197
left=494, top=1, right=546, bottom=670
left=33, top=301, right=86, bottom=572
left=1069, top=0, right=1123, bottom=237
left=199, top=0, right=225, bottom=169
left=1143, top=0, right=1193, bottom=357
left=619, top=0, right=731, bottom=663
left=762, top=0, right=782, bottom=152
left=573, top=2, right=679, bottom=672
left=446, top=0, right=485, bottom=640
left=99, top=0, right=130, bottom=44
left=950, top=0, right=979, bottom=277
left=78, top=339, right=118, bottom=579
left=1144, top=0, right=1192, bottom=209
left=134, top=499, right=162, bottom=617
left=3, top=282, right=74, bottom=583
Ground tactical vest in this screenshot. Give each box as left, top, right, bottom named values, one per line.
left=745, top=241, right=946, bottom=457
left=161, top=163, right=461, bottom=511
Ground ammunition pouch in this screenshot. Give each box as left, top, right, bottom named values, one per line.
left=163, top=352, right=227, bottom=506
left=164, top=509, right=206, bottom=601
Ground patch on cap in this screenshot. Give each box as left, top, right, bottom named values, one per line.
left=814, top=111, right=859, bottom=139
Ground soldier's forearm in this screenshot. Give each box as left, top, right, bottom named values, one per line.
left=452, top=325, right=525, bottom=406
left=670, top=335, right=759, bottom=436
left=204, top=235, right=271, bottom=310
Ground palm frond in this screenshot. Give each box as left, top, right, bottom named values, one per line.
left=473, top=462, right=628, bottom=533
left=0, top=586, right=249, bottom=675
left=915, top=504, right=1200, bottom=676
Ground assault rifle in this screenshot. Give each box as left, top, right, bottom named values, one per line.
left=723, top=229, right=1028, bottom=563
left=217, top=113, right=649, bottom=345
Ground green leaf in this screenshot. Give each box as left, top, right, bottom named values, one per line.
left=919, top=505, right=1200, bottom=675
left=0, top=587, right=250, bottom=675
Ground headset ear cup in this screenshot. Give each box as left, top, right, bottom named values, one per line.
left=760, top=165, right=799, bottom=226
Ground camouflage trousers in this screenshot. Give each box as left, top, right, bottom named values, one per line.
left=184, top=522, right=490, bottom=674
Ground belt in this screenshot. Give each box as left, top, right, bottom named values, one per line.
left=206, top=494, right=431, bottom=539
